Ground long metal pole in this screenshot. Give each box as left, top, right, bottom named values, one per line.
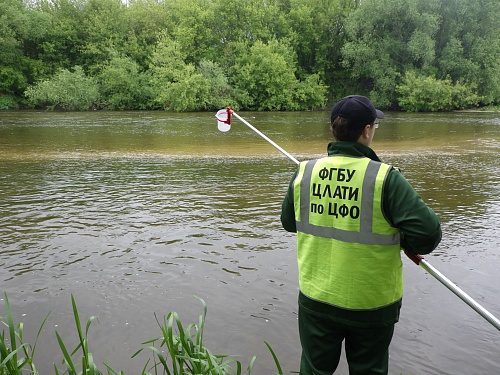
left=230, top=111, right=300, bottom=165
left=225, top=109, right=500, bottom=332
left=404, top=250, right=500, bottom=331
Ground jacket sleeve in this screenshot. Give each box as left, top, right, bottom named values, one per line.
left=280, top=170, right=298, bottom=233
left=383, top=168, right=442, bottom=254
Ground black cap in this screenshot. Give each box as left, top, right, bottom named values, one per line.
left=331, top=95, right=384, bottom=126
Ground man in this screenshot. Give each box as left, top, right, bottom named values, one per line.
left=280, top=95, right=442, bottom=375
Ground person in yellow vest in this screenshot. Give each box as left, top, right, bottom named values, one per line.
left=280, top=95, right=442, bottom=375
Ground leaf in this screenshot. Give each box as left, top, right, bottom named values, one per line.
left=55, top=331, right=77, bottom=374
left=4, top=292, right=18, bottom=367
left=264, top=341, right=283, bottom=375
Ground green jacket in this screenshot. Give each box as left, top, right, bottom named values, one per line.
left=281, top=141, right=442, bottom=326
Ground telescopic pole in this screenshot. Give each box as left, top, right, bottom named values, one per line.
left=216, top=108, right=500, bottom=332
left=404, top=250, right=500, bottom=331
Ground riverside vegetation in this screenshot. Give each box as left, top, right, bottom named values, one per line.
left=0, top=293, right=283, bottom=375
left=1, top=0, right=499, bottom=112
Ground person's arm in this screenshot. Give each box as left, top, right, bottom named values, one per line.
left=383, top=168, right=442, bottom=254
left=280, top=170, right=298, bottom=233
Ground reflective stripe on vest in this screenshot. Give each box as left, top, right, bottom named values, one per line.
left=295, top=158, right=400, bottom=246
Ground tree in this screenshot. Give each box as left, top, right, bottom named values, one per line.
left=34, top=0, right=86, bottom=74
left=286, top=0, right=359, bottom=98
left=341, top=0, right=440, bottom=107
left=294, top=73, right=329, bottom=110
left=210, top=0, right=289, bottom=46
left=78, top=0, right=130, bottom=75
left=342, top=0, right=500, bottom=109
left=98, top=56, right=152, bottom=110
left=124, top=0, right=171, bottom=70
left=231, top=39, right=327, bottom=110
left=149, top=32, right=211, bottom=111
left=159, top=0, right=217, bottom=64
left=2, top=0, right=498, bottom=110
left=434, top=0, right=500, bottom=105
left=0, top=0, right=51, bottom=99
left=151, top=59, right=234, bottom=112
left=197, top=59, right=236, bottom=110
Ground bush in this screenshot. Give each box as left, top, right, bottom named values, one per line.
left=451, top=80, right=483, bottom=110
left=98, top=57, right=153, bottom=110
left=293, top=74, right=328, bottom=111
left=0, top=66, right=27, bottom=98
left=396, top=71, right=452, bottom=111
left=153, top=63, right=210, bottom=112
left=198, top=59, right=237, bottom=110
left=396, top=71, right=482, bottom=112
left=24, top=66, right=100, bottom=111
left=0, top=95, right=19, bottom=110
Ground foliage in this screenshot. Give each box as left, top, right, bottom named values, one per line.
left=149, top=32, right=239, bottom=111
left=206, top=0, right=289, bottom=49
left=134, top=296, right=264, bottom=375
left=0, top=0, right=51, bottom=95
left=160, top=0, right=218, bottom=64
left=0, top=95, right=19, bottom=110
left=198, top=59, right=237, bottom=110
left=231, top=39, right=327, bottom=111
left=396, top=72, right=453, bottom=112
left=2, top=0, right=500, bottom=110
left=1, top=294, right=283, bottom=375
left=287, top=0, right=359, bottom=97
left=434, top=0, right=500, bottom=105
left=0, top=293, right=48, bottom=374
left=342, top=0, right=440, bottom=107
left=0, top=65, right=26, bottom=100
left=451, top=81, right=483, bottom=110
left=341, top=0, right=500, bottom=108
left=396, top=71, right=482, bottom=112
left=231, top=40, right=296, bottom=111
left=77, top=0, right=130, bottom=76
left=293, top=74, right=329, bottom=111
left=25, top=66, right=100, bottom=110
left=149, top=32, right=203, bottom=111
left=53, top=295, right=122, bottom=375
left=98, top=56, right=152, bottom=110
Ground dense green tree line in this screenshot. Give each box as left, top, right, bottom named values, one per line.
left=1, top=0, right=499, bottom=111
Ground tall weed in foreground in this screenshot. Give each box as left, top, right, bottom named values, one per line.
left=134, top=296, right=284, bottom=375
left=1, top=294, right=283, bottom=375
left=0, top=292, right=47, bottom=375
left=53, top=295, right=123, bottom=375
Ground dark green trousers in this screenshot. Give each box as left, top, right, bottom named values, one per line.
left=298, top=302, right=395, bottom=375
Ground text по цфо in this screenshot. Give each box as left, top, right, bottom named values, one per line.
left=311, top=167, right=360, bottom=219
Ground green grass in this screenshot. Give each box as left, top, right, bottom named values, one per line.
left=1, top=293, right=283, bottom=375
left=0, top=293, right=48, bottom=374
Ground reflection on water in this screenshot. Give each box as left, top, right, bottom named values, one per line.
left=1, top=110, right=500, bottom=374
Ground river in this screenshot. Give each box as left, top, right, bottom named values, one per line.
left=1, top=110, right=499, bottom=374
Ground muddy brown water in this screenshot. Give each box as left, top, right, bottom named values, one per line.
left=1, top=110, right=499, bottom=374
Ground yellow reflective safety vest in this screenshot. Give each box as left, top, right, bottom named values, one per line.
left=293, top=156, right=403, bottom=310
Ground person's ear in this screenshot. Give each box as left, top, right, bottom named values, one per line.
left=362, top=124, right=372, bottom=139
